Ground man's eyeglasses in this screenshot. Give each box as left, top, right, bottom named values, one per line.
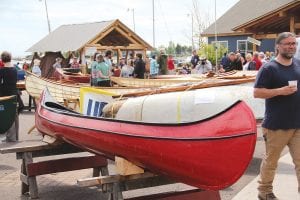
left=279, top=42, right=298, bottom=47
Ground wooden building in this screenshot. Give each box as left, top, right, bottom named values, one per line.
left=201, top=0, right=300, bottom=54
left=27, top=19, right=153, bottom=66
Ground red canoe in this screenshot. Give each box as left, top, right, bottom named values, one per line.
left=35, top=89, right=257, bottom=190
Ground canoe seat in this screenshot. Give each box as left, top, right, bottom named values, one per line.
left=63, top=98, right=79, bottom=110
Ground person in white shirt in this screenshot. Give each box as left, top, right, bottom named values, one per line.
left=259, top=52, right=268, bottom=66
left=195, top=57, right=212, bottom=74
left=32, top=59, right=42, bottom=76
left=53, top=57, right=62, bottom=69
left=243, top=53, right=256, bottom=71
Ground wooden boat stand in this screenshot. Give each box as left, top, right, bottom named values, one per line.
left=0, top=140, right=108, bottom=199
left=17, top=82, right=36, bottom=112
left=25, top=95, right=35, bottom=111
left=77, top=171, right=221, bottom=200
left=0, top=140, right=220, bottom=200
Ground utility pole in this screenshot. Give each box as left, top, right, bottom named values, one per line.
left=127, top=8, right=136, bottom=32
left=152, top=0, right=155, bottom=48
left=187, top=13, right=194, bottom=49
left=192, top=14, right=194, bottom=50
left=214, top=0, right=218, bottom=70
left=132, top=8, right=136, bottom=32
left=40, top=0, right=51, bottom=33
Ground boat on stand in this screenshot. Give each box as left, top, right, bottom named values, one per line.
left=35, top=88, right=257, bottom=190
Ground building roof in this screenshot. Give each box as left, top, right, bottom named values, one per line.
left=202, top=0, right=296, bottom=36
left=27, top=20, right=114, bottom=52
left=27, top=19, right=152, bottom=52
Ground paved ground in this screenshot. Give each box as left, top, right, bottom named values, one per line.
left=0, top=92, right=292, bottom=200
left=233, top=153, right=300, bottom=200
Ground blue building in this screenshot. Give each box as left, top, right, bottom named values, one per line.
left=202, top=0, right=300, bottom=54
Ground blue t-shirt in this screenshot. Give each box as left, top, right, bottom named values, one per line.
left=254, top=59, right=300, bottom=130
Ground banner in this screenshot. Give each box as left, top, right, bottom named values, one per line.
left=80, top=87, right=116, bottom=117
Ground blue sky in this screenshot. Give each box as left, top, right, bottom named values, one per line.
left=0, top=0, right=239, bottom=57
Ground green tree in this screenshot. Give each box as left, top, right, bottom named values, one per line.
left=166, top=41, right=176, bottom=55
left=199, top=43, right=227, bottom=67
left=175, top=44, right=182, bottom=55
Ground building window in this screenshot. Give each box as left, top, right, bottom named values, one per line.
left=211, top=41, right=228, bottom=50
left=237, top=40, right=253, bottom=54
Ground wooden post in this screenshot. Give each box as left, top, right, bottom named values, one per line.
left=125, top=50, right=129, bottom=62
left=117, top=49, right=122, bottom=65
left=21, top=157, right=29, bottom=195
left=109, top=182, right=123, bottom=200
left=290, top=16, right=295, bottom=33
left=252, top=34, right=257, bottom=52
left=23, top=152, right=39, bottom=199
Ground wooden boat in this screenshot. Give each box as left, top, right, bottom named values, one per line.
left=54, top=68, right=91, bottom=83
left=25, top=71, right=145, bottom=102
left=0, top=95, right=17, bottom=134
left=26, top=71, right=84, bottom=102
left=111, top=71, right=257, bottom=88
left=35, top=88, right=257, bottom=190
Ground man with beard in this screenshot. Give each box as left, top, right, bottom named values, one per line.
left=254, top=32, right=300, bottom=200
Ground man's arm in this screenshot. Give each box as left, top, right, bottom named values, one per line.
left=253, top=86, right=297, bottom=99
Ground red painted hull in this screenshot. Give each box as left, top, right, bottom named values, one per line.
left=35, top=90, right=257, bottom=190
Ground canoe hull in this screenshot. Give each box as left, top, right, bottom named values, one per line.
left=35, top=90, right=256, bottom=190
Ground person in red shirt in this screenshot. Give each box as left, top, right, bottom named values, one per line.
left=22, top=61, right=29, bottom=71
left=0, top=60, right=4, bottom=68
left=253, top=51, right=262, bottom=70
left=167, top=55, right=175, bottom=74
left=112, top=64, right=121, bottom=77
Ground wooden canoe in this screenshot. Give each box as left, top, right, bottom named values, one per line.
left=25, top=71, right=145, bottom=103
left=0, top=95, right=17, bottom=134
left=111, top=71, right=257, bottom=88
left=36, top=88, right=256, bottom=190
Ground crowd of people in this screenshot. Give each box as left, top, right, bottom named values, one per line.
left=219, top=51, right=275, bottom=72
left=3, top=48, right=277, bottom=88
left=89, top=50, right=178, bottom=86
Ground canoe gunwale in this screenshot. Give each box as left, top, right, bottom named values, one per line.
left=37, top=112, right=256, bottom=141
